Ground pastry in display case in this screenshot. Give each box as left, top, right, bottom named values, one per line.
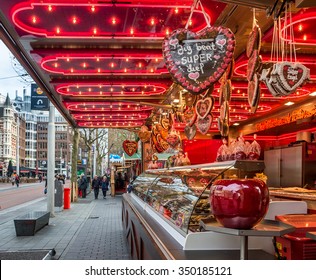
left=131, top=160, right=266, bottom=234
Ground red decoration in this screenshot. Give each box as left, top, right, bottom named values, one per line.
left=123, top=140, right=138, bottom=156
left=196, top=114, right=213, bottom=135
left=163, top=27, right=235, bottom=94
left=195, top=97, right=214, bottom=119
left=210, top=179, right=269, bottom=229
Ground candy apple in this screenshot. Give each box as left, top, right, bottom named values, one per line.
left=210, top=179, right=269, bottom=229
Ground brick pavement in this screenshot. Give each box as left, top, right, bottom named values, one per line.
left=0, top=191, right=131, bottom=260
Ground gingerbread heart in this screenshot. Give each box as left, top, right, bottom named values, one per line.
left=247, top=49, right=260, bottom=81
left=156, top=134, right=169, bottom=152
left=161, top=117, right=171, bottom=131
left=246, top=24, right=261, bottom=58
left=184, top=124, right=197, bottom=140
left=138, top=130, right=151, bottom=143
left=248, top=73, right=261, bottom=113
left=166, top=133, right=180, bottom=148
left=275, top=62, right=310, bottom=93
left=163, top=27, right=235, bottom=94
left=195, top=97, right=214, bottom=119
left=183, top=106, right=197, bottom=126
left=196, top=114, right=213, bottom=135
left=123, top=140, right=138, bottom=156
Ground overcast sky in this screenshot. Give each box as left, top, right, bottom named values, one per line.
left=0, top=40, right=32, bottom=99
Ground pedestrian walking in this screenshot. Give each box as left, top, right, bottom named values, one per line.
left=101, top=176, right=109, bottom=199
left=79, top=174, right=88, bottom=198
left=15, top=174, right=20, bottom=187
left=92, top=175, right=101, bottom=199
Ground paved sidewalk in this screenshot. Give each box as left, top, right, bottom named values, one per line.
left=0, top=192, right=131, bottom=260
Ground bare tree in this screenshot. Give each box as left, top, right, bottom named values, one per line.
left=108, top=129, right=138, bottom=156
left=80, top=128, right=108, bottom=179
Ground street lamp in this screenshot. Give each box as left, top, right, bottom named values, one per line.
left=16, top=117, right=20, bottom=175
left=92, top=144, right=96, bottom=178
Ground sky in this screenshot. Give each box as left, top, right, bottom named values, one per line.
left=0, top=40, right=32, bottom=100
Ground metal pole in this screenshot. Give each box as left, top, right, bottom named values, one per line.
left=16, top=116, right=20, bottom=176
left=93, top=144, right=96, bottom=177
left=240, top=236, right=248, bottom=260
left=47, top=103, right=55, bottom=217
left=60, top=147, right=62, bottom=174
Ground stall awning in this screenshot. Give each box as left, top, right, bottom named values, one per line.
left=109, top=154, right=122, bottom=163
left=122, top=152, right=141, bottom=161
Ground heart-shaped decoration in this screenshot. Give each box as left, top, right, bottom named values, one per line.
left=183, top=107, right=197, bottom=126
left=275, top=62, right=310, bottom=93
left=156, top=134, right=169, bottom=152
left=247, top=49, right=260, bottom=81
left=184, top=124, right=197, bottom=140
left=219, top=80, right=232, bottom=105
left=246, top=24, right=261, bottom=58
left=138, top=130, right=151, bottom=143
left=196, top=114, right=213, bottom=135
left=195, top=97, right=214, bottom=119
left=248, top=73, right=261, bottom=113
left=151, top=133, right=164, bottom=153
left=138, top=125, right=151, bottom=142
left=163, top=27, right=235, bottom=94
left=161, top=118, right=171, bottom=131
left=166, top=133, right=180, bottom=148
left=123, top=140, right=138, bottom=156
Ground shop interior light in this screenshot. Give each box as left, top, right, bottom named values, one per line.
left=310, top=91, right=316, bottom=96
left=285, top=101, right=295, bottom=106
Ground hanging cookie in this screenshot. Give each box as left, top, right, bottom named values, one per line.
left=195, top=97, right=214, bottom=119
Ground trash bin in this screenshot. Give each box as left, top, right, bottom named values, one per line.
left=54, top=180, right=64, bottom=207
left=64, top=188, right=71, bottom=209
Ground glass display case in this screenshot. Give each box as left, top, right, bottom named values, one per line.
left=131, top=160, right=265, bottom=235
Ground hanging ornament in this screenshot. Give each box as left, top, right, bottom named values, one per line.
left=138, top=125, right=151, bottom=143
left=123, top=140, right=138, bottom=156
left=166, top=129, right=181, bottom=148
left=247, top=9, right=262, bottom=113
left=246, top=11, right=262, bottom=59
left=162, top=0, right=235, bottom=95
left=184, top=124, right=197, bottom=140
left=196, top=114, right=213, bottom=135
left=183, top=106, right=197, bottom=127
left=248, top=73, right=261, bottom=113
left=195, top=96, right=214, bottom=119
left=259, top=6, right=310, bottom=97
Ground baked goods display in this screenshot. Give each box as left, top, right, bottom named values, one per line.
left=132, top=172, right=214, bottom=232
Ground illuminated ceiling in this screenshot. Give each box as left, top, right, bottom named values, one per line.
left=0, top=0, right=315, bottom=134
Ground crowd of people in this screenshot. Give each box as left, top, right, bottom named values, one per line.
left=78, top=174, right=110, bottom=199
left=41, top=171, right=136, bottom=199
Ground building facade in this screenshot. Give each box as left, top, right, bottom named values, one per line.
left=0, top=92, right=73, bottom=177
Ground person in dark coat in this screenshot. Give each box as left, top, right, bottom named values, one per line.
left=91, top=175, right=101, bottom=199
left=15, top=174, right=20, bottom=187
left=101, top=176, right=109, bottom=199
left=79, top=174, right=88, bottom=198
